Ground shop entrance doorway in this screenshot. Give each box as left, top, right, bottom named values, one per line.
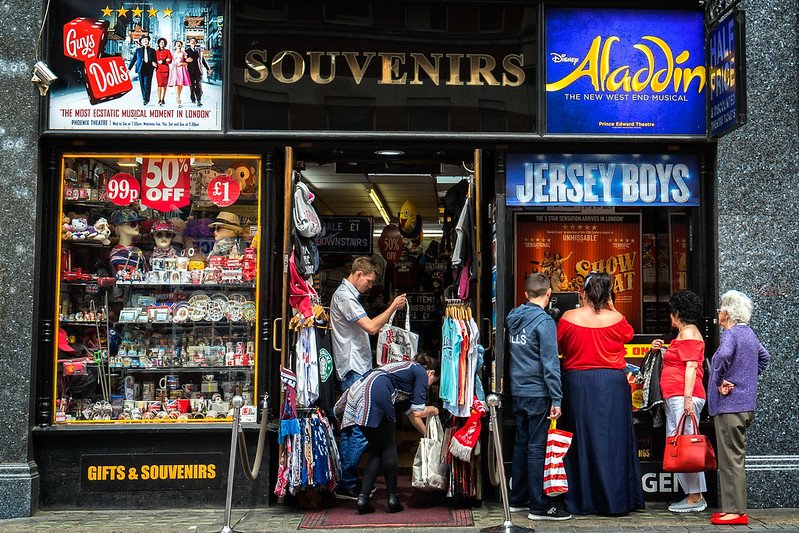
left=274, top=144, right=487, bottom=525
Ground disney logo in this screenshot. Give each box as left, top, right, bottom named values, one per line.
left=550, top=52, right=578, bottom=65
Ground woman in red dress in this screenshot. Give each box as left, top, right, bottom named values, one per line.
left=154, top=37, right=172, bottom=106
left=651, top=290, right=708, bottom=513
left=556, top=272, right=644, bottom=515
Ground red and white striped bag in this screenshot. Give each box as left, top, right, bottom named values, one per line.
left=543, top=419, right=573, bottom=496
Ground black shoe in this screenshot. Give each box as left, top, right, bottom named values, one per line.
left=528, top=506, right=572, bottom=521
left=387, top=493, right=404, bottom=513
left=356, top=494, right=375, bottom=515
left=197, top=101, right=202, bottom=107
left=333, top=484, right=359, bottom=500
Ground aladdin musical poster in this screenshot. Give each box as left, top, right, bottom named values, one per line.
left=515, top=213, right=642, bottom=331
left=48, top=0, right=223, bottom=131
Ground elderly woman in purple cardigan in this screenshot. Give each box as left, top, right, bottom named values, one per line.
left=708, top=290, right=770, bottom=526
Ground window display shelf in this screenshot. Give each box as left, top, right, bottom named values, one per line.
left=55, top=153, right=262, bottom=426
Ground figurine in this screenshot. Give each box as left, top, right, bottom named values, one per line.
left=207, top=211, right=245, bottom=258
left=150, top=220, right=179, bottom=260
left=109, top=209, right=145, bottom=274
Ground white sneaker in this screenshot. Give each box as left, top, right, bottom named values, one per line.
left=668, top=497, right=707, bottom=513
left=508, top=506, right=527, bottom=513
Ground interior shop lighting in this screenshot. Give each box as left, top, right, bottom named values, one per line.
left=367, top=187, right=392, bottom=225
left=192, top=157, right=215, bottom=167
left=374, top=149, right=405, bottom=156
left=117, top=158, right=139, bottom=168
left=435, top=175, right=467, bottom=184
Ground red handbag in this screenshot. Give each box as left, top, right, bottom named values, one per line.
left=663, top=412, right=717, bottom=473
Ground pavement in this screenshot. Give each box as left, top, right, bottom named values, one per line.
left=2, top=503, right=798, bottom=532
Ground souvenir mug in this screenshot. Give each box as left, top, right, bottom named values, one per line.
left=160, top=374, right=180, bottom=391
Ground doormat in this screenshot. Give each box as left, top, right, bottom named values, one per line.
left=299, top=488, right=473, bottom=529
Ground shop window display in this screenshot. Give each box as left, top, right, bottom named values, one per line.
left=55, top=154, right=261, bottom=423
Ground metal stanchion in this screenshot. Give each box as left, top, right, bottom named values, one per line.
left=220, top=395, right=245, bottom=533
left=480, top=394, right=535, bottom=533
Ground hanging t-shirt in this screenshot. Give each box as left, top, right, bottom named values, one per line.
left=315, top=324, right=336, bottom=413
left=440, top=317, right=461, bottom=408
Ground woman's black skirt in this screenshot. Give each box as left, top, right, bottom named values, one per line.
left=561, top=368, right=645, bottom=515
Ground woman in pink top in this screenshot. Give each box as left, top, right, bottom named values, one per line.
left=651, top=290, right=707, bottom=513
left=556, top=272, right=644, bottom=515
left=168, top=40, right=191, bottom=107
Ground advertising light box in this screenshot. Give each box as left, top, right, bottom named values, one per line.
left=545, top=8, right=706, bottom=136
left=506, top=154, right=701, bottom=207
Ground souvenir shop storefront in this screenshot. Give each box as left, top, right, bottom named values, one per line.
left=32, top=0, right=721, bottom=515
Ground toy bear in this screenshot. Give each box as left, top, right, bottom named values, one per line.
left=226, top=162, right=257, bottom=193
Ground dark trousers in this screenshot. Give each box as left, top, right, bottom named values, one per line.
left=509, top=396, right=551, bottom=512
left=138, top=71, right=153, bottom=102
left=188, top=73, right=203, bottom=103
left=361, top=416, right=399, bottom=496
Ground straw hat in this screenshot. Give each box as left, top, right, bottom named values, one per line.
left=208, top=211, right=242, bottom=232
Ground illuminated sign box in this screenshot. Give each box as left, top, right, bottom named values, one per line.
left=709, top=10, right=747, bottom=138
left=545, top=8, right=706, bottom=136
left=506, top=154, right=701, bottom=207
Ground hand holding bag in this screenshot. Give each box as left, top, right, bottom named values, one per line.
left=412, top=415, right=449, bottom=491
left=376, top=302, right=419, bottom=366
left=663, top=412, right=717, bottom=473
left=543, top=419, right=573, bottom=496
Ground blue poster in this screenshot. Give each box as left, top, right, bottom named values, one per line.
left=546, top=8, right=706, bottom=136
left=506, top=154, right=700, bottom=207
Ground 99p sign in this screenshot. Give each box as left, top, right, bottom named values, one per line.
left=107, top=173, right=140, bottom=206
left=140, top=157, right=191, bottom=212
left=207, top=175, right=240, bottom=207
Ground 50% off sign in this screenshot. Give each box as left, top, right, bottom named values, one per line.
left=140, top=157, right=191, bottom=211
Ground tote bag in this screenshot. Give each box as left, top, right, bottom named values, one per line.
left=543, top=419, right=573, bottom=496
left=663, top=412, right=717, bottom=473
left=376, top=303, right=419, bottom=366
left=411, top=415, right=449, bottom=491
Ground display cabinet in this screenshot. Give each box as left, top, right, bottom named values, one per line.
left=54, top=153, right=262, bottom=423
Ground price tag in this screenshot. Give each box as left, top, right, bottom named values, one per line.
left=207, top=175, right=241, bottom=207
left=140, top=157, right=191, bottom=212
left=107, top=173, right=140, bottom=206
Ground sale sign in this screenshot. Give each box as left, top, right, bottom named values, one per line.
left=378, top=224, right=404, bottom=263
left=107, top=173, right=140, bottom=206
left=515, top=213, right=642, bottom=331
left=140, top=157, right=191, bottom=211
left=207, top=175, right=240, bottom=207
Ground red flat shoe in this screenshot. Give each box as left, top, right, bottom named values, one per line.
left=711, top=514, right=748, bottom=525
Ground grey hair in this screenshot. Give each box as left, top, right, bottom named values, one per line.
left=719, top=290, right=753, bottom=325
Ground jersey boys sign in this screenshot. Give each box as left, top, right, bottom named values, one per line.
left=505, top=154, right=700, bottom=207
left=545, top=8, right=706, bottom=135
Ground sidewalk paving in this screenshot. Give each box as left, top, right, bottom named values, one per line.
left=2, top=503, right=798, bottom=533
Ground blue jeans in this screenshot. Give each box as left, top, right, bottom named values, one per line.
left=337, top=370, right=368, bottom=489
left=509, top=396, right=551, bottom=512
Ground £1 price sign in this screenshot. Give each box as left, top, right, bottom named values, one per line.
left=140, top=157, right=191, bottom=211
left=207, top=175, right=241, bottom=207
left=107, top=173, right=140, bottom=206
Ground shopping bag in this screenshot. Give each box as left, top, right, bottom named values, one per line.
left=412, top=415, right=449, bottom=491
left=376, top=303, right=419, bottom=366
left=543, top=419, right=572, bottom=496
left=663, top=412, right=717, bottom=473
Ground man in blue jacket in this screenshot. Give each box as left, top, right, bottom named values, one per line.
left=506, top=272, right=570, bottom=521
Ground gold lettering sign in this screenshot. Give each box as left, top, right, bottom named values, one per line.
left=243, top=50, right=526, bottom=87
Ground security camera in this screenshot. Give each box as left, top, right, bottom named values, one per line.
left=31, top=61, right=58, bottom=96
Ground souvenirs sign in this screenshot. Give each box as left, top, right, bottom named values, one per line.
left=545, top=8, right=706, bottom=135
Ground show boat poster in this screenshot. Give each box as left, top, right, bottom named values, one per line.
left=48, top=0, right=223, bottom=131
left=515, top=213, right=642, bottom=331
left=545, top=8, right=706, bottom=135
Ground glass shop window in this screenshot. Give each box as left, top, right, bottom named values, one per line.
left=55, top=153, right=262, bottom=424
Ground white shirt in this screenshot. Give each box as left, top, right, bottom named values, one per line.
left=330, top=278, right=371, bottom=380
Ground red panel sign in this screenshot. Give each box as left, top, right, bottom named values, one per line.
left=83, top=56, right=132, bottom=104
left=378, top=224, right=403, bottom=264
left=63, top=17, right=108, bottom=61
left=140, top=158, right=191, bottom=212
left=106, top=173, right=140, bottom=206
left=516, top=213, right=642, bottom=331
left=207, top=175, right=241, bottom=207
